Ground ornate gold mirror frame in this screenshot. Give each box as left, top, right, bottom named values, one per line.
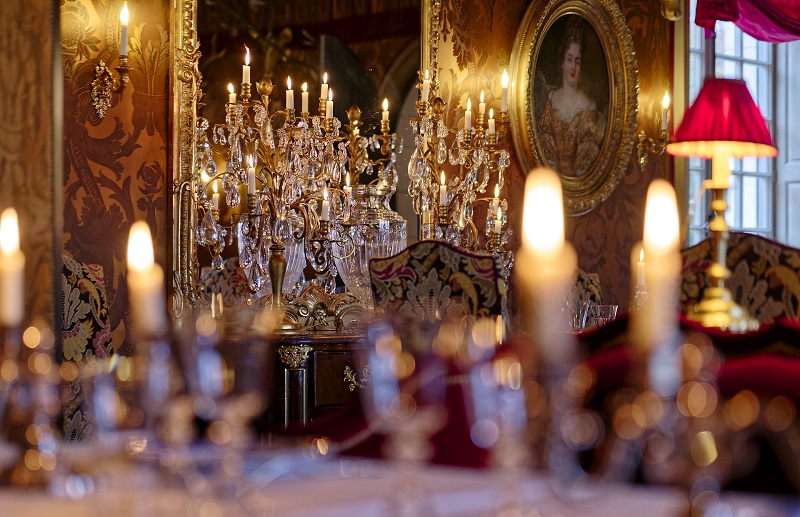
left=169, top=0, right=202, bottom=314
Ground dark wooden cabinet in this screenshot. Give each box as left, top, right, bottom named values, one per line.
left=269, top=332, right=369, bottom=426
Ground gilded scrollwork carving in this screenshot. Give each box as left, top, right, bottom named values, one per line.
left=343, top=364, right=371, bottom=391
left=257, top=284, right=367, bottom=332
left=278, top=345, right=312, bottom=369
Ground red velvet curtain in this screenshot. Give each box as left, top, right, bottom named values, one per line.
left=696, top=0, right=800, bottom=42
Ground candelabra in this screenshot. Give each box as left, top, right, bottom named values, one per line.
left=90, top=2, right=131, bottom=119
left=407, top=71, right=513, bottom=281
left=193, top=70, right=405, bottom=322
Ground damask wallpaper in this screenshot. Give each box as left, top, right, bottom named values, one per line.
left=433, top=0, right=671, bottom=308
left=0, top=2, right=59, bottom=327
left=61, top=0, right=170, bottom=356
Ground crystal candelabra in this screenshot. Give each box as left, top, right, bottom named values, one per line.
left=193, top=68, right=405, bottom=320
left=407, top=70, right=513, bottom=279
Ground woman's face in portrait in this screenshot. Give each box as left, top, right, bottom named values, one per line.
left=561, top=41, right=582, bottom=87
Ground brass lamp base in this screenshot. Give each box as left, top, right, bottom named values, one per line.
left=687, top=285, right=759, bottom=333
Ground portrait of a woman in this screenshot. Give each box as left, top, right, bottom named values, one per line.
left=534, top=15, right=608, bottom=177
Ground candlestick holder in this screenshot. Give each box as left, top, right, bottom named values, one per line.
left=636, top=128, right=669, bottom=169
left=90, top=57, right=131, bottom=119
left=630, top=284, right=648, bottom=312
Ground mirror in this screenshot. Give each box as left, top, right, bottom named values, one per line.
left=170, top=0, right=421, bottom=312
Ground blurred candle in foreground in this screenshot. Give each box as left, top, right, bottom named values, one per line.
left=0, top=209, right=24, bottom=327
left=120, top=2, right=129, bottom=57
left=633, top=179, right=680, bottom=352
left=127, top=222, right=167, bottom=336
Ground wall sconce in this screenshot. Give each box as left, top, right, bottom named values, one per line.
left=91, top=2, right=131, bottom=119
left=636, top=91, right=670, bottom=169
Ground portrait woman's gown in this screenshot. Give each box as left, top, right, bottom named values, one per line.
left=536, top=90, right=603, bottom=177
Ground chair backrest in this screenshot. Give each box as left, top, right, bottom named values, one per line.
left=368, top=240, right=508, bottom=323
left=680, top=232, right=800, bottom=323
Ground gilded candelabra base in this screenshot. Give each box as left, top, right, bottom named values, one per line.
left=268, top=243, right=301, bottom=333
left=687, top=188, right=759, bottom=333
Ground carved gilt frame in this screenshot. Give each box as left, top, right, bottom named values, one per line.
left=509, top=0, right=638, bottom=215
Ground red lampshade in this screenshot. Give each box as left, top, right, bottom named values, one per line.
left=667, top=78, right=777, bottom=158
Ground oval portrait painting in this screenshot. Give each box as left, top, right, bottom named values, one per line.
left=533, top=14, right=610, bottom=178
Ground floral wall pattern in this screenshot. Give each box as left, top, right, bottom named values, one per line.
left=433, top=0, right=672, bottom=308
left=61, top=0, right=170, bottom=356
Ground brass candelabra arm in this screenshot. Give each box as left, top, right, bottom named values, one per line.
left=91, top=57, right=131, bottom=119
left=636, top=129, right=670, bottom=169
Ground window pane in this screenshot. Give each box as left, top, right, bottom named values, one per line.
left=687, top=228, right=706, bottom=247
left=726, top=175, right=739, bottom=227
left=689, top=53, right=704, bottom=102
left=716, top=58, right=738, bottom=78
left=758, top=40, right=771, bottom=63
left=742, top=156, right=757, bottom=173
left=689, top=169, right=706, bottom=227
left=758, top=66, right=771, bottom=117
left=716, top=22, right=738, bottom=57
left=742, top=175, right=758, bottom=228
left=742, top=32, right=757, bottom=60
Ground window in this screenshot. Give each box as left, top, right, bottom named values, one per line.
left=686, top=1, right=774, bottom=245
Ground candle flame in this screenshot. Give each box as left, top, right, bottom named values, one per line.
left=495, top=184, right=500, bottom=198
left=323, top=72, right=328, bottom=84
left=424, top=70, right=429, bottom=81
left=212, top=180, right=218, bottom=194
left=120, top=2, right=129, bottom=24
left=467, top=98, right=471, bottom=111
left=328, top=88, right=333, bottom=101
left=227, top=83, right=234, bottom=94
left=489, top=108, right=494, bottom=120
left=501, top=69, right=509, bottom=88
left=644, top=180, right=679, bottom=254
left=640, top=248, right=645, bottom=261
left=346, top=173, right=351, bottom=187
left=244, top=44, right=250, bottom=66
left=522, top=168, right=564, bottom=258
left=0, top=208, right=20, bottom=254
left=480, top=90, right=484, bottom=103
left=662, top=91, right=671, bottom=109
left=440, top=171, right=446, bottom=186
left=287, top=77, right=292, bottom=89
left=127, top=221, right=154, bottom=273
left=383, top=98, right=389, bottom=111
left=323, top=187, right=328, bottom=200
left=302, top=82, right=308, bottom=92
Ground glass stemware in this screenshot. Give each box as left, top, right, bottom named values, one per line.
left=587, top=304, right=619, bottom=329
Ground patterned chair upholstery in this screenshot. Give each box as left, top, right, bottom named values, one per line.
left=199, top=257, right=259, bottom=307
left=61, top=255, right=112, bottom=443
left=369, top=240, right=508, bottom=322
left=681, top=232, right=800, bottom=323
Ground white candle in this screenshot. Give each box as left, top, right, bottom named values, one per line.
left=286, top=77, right=294, bottom=110
left=227, top=83, right=236, bottom=104
left=344, top=173, right=352, bottom=200
left=320, top=72, right=329, bottom=103
left=439, top=171, right=447, bottom=206
left=127, top=222, right=167, bottom=336
left=637, top=247, right=645, bottom=287
left=494, top=206, right=503, bottom=230
left=662, top=91, right=670, bottom=132
left=211, top=181, right=220, bottom=210
left=301, top=82, right=309, bottom=113
left=501, top=69, right=509, bottom=112
left=421, top=70, right=430, bottom=101
left=321, top=188, right=330, bottom=221
left=488, top=109, right=495, bottom=135
left=0, top=209, right=25, bottom=327
left=465, top=99, right=472, bottom=130
left=326, top=88, right=333, bottom=119
left=633, top=180, right=680, bottom=352
left=479, top=90, right=486, bottom=116
left=247, top=163, right=256, bottom=195
left=492, top=184, right=500, bottom=217
left=382, top=98, right=389, bottom=122
left=119, top=2, right=129, bottom=57
left=242, top=45, right=251, bottom=84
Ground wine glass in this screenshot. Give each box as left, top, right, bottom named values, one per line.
left=587, top=304, right=618, bottom=329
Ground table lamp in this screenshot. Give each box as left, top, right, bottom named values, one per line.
left=667, top=78, right=777, bottom=332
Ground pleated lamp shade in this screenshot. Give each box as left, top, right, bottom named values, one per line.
left=667, top=78, right=777, bottom=159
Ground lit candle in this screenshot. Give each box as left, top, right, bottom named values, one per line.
left=494, top=206, right=503, bottom=231
left=344, top=173, right=352, bottom=200
left=321, top=188, right=330, bottom=221
left=501, top=69, right=509, bottom=112
left=320, top=72, right=329, bottom=102
left=242, top=45, right=251, bottom=84
left=487, top=108, right=496, bottom=135
left=247, top=159, right=256, bottom=195
left=301, top=82, right=309, bottom=113
left=662, top=91, right=670, bottom=132
left=227, top=83, right=236, bottom=104
left=637, top=247, right=645, bottom=287
left=120, top=2, right=129, bottom=57
left=326, top=88, right=333, bottom=119
left=479, top=90, right=486, bottom=116
left=211, top=180, right=220, bottom=210
left=286, top=77, right=294, bottom=110
left=632, top=179, right=680, bottom=352
left=0, top=209, right=24, bottom=327
left=382, top=98, right=389, bottom=122
left=519, top=168, right=577, bottom=366
left=492, top=184, right=500, bottom=217
left=439, top=171, right=447, bottom=206
left=127, top=222, right=167, bottom=336
left=465, top=99, right=472, bottom=130
left=421, top=70, right=430, bottom=101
